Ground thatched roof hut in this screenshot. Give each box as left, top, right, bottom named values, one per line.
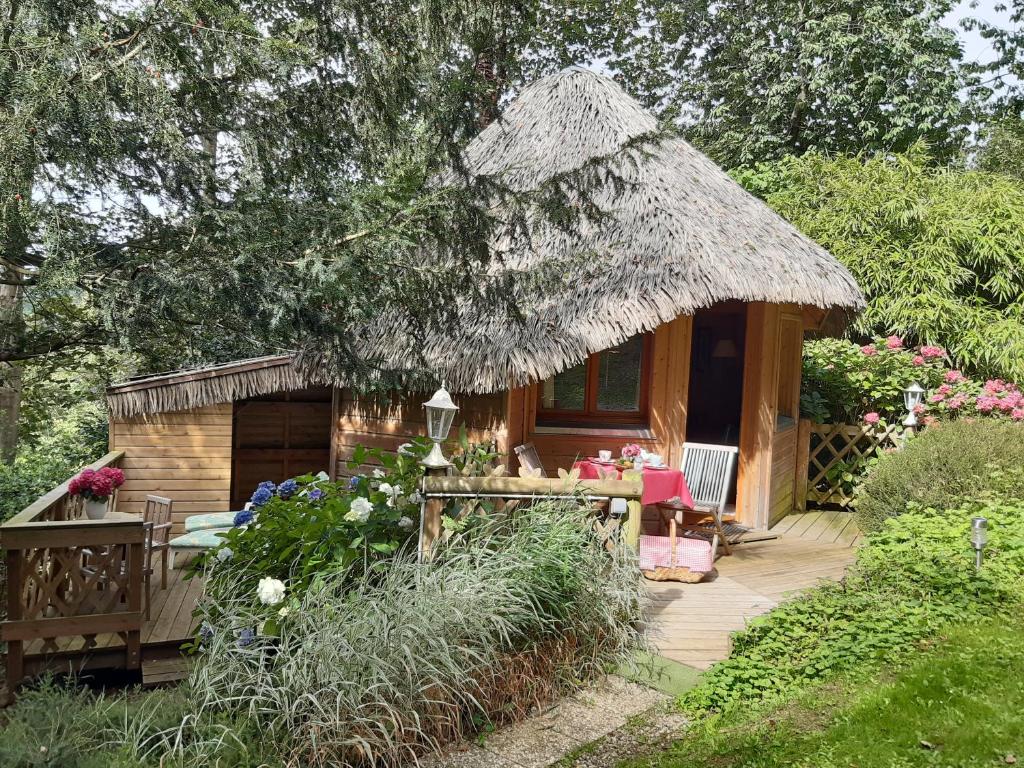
left=108, top=67, right=862, bottom=419
left=302, top=66, right=863, bottom=392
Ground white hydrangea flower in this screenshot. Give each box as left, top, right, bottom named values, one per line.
left=397, top=443, right=414, bottom=456
left=398, top=516, right=415, bottom=531
left=407, top=491, right=425, bottom=505
left=379, top=482, right=403, bottom=507
left=346, top=496, right=373, bottom=522
left=215, top=547, right=233, bottom=562
left=257, top=577, right=286, bottom=606
left=372, top=469, right=385, bottom=478
left=278, top=606, right=291, bottom=618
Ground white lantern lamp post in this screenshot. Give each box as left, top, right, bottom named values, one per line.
left=971, top=516, right=988, bottom=571
left=902, top=382, right=925, bottom=429
left=422, top=386, right=459, bottom=469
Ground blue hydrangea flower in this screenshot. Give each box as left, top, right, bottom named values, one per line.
left=250, top=486, right=273, bottom=507
left=256, top=480, right=276, bottom=493
left=348, top=475, right=362, bottom=489
left=198, top=622, right=214, bottom=644
left=308, top=488, right=325, bottom=502
left=237, top=628, right=255, bottom=648
left=278, top=478, right=298, bottom=499
left=234, top=508, right=255, bottom=527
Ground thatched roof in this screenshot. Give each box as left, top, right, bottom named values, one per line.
left=107, top=355, right=301, bottom=420
left=109, top=67, right=863, bottom=417
left=302, top=67, right=863, bottom=393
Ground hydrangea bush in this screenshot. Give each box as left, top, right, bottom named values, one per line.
left=202, top=438, right=433, bottom=600
left=803, top=336, right=1024, bottom=426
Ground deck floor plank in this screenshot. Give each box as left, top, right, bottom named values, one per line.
left=646, top=510, right=859, bottom=671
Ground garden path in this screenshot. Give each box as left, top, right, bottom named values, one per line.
left=646, top=510, right=859, bottom=670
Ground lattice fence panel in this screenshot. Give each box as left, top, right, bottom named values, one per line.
left=806, top=423, right=904, bottom=508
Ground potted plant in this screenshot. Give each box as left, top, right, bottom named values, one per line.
left=69, top=467, right=126, bottom=519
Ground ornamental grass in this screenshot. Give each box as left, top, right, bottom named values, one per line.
left=159, top=498, right=646, bottom=767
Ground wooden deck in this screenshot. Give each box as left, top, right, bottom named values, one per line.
left=20, top=560, right=201, bottom=682
left=646, top=510, right=859, bottom=670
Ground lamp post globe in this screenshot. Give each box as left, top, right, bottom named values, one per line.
left=422, top=386, right=459, bottom=468
left=902, top=381, right=926, bottom=428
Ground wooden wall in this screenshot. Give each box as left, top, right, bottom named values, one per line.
left=506, top=315, right=692, bottom=477
left=333, top=389, right=508, bottom=477
left=110, top=403, right=232, bottom=533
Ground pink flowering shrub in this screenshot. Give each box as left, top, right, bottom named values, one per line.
left=68, top=465, right=125, bottom=501
left=804, top=337, right=1024, bottom=425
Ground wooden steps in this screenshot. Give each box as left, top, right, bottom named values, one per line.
left=142, top=657, right=191, bottom=685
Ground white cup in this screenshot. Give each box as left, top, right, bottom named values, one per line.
left=647, top=454, right=663, bottom=467
left=598, top=450, right=612, bottom=461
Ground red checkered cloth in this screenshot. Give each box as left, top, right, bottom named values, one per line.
left=638, top=534, right=713, bottom=573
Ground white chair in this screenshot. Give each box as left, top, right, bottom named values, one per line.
left=656, top=442, right=739, bottom=556
left=513, top=443, right=548, bottom=477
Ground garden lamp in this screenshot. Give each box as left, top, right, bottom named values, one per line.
left=971, top=516, right=988, bottom=571
left=422, top=385, right=459, bottom=468
left=902, top=381, right=925, bottom=428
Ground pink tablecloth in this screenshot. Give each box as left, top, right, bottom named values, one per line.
left=573, top=460, right=695, bottom=507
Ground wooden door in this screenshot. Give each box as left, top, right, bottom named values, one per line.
left=230, top=388, right=332, bottom=509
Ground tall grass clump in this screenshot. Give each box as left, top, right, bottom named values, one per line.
left=855, top=420, right=1024, bottom=532
left=168, top=499, right=645, bottom=767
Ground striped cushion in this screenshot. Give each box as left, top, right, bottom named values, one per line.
left=638, top=534, right=713, bottom=573
left=169, top=529, right=230, bottom=550
left=184, top=512, right=238, bottom=532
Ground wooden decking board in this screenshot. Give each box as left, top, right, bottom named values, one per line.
left=645, top=510, right=860, bottom=671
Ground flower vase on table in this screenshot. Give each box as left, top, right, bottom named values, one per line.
left=68, top=466, right=126, bottom=520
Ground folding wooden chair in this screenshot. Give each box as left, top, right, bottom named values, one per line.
left=656, top=442, right=739, bottom=556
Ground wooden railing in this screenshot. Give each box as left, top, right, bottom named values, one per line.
left=1, top=451, right=143, bottom=701
left=795, top=420, right=904, bottom=509
left=419, top=474, right=645, bottom=559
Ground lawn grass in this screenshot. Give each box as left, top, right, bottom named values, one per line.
left=620, top=619, right=1024, bottom=768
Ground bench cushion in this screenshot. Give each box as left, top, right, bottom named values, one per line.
left=169, top=528, right=230, bottom=551
left=184, top=512, right=238, bottom=532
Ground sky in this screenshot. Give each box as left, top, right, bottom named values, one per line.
left=948, top=0, right=1013, bottom=64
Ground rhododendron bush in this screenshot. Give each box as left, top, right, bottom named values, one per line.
left=803, top=337, right=1024, bottom=425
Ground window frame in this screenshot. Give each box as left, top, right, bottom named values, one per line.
left=535, top=334, right=654, bottom=426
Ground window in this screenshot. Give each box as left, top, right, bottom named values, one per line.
left=537, top=334, right=652, bottom=426
left=775, top=316, right=802, bottom=426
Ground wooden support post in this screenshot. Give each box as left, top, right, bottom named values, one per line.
left=125, top=541, right=143, bottom=670
left=624, top=500, right=643, bottom=549
left=794, top=418, right=811, bottom=513
left=418, top=466, right=448, bottom=562
left=3, top=548, right=24, bottom=704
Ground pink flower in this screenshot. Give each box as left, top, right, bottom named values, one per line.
left=947, top=395, right=967, bottom=410
left=937, top=384, right=952, bottom=395
left=621, top=443, right=642, bottom=459
left=913, top=403, right=927, bottom=415
left=944, top=370, right=965, bottom=384
left=919, top=345, right=944, bottom=359
left=928, top=393, right=945, bottom=403
left=864, top=412, right=880, bottom=425
left=984, top=379, right=1006, bottom=394
left=98, top=466, right=125, bottom=487
left=912, top=355, right=925, bottom=366
left=1013, top=408, right=1024, bottom=422
left=885, top=335, right=903, bottom=350
left=923, top=415, right=939, bottom=427
left=860, top=345, right=878, bottom=357
left=976, top=396, right=997, bottom=413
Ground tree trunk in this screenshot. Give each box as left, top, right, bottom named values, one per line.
left=0, top=283, right=21, bottom=463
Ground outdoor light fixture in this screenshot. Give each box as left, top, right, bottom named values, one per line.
left=902, top=381, right=926, bottom=428
left=422, top=385, right=459, bottom=468
left=971, top=516, right=988, bottom=571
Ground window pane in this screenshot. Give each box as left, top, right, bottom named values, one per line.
left=540, top=362, right=587, bottom=410
left=596, top=336, right=644, bottom=411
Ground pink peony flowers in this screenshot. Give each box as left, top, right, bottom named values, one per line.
left=864, top=412, right=881, bottom=425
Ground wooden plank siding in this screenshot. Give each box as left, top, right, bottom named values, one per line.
left=333, top=389, right=509, bottom=477
left=110, top=404, right=233, bottom=533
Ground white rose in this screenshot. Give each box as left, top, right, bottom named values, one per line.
left=216, top=547, right=233, bottom=562
left=398, top=516, right=415, bottom=531
left=346, top=496, right=373, bottom=522
left=257, top=577, right=286, bottom=606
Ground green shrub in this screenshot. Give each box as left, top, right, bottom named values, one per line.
left=855, top=420, right=1024, bottom=532
left=681, top=499, right=1024, bottom=714
left=174, top=499, right=645, bottom=767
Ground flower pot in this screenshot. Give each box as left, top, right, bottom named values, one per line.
left=84, top=498, right=109, bottom=520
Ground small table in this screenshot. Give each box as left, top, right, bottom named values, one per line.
left=574, top=460, right=695, bottom=508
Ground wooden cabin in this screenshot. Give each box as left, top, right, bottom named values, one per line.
left=106, top=68, right=862, bottom=534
